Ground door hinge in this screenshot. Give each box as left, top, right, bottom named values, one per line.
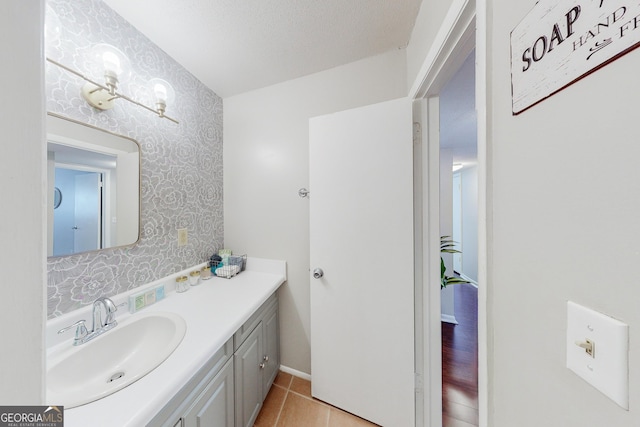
left=414, top=372, right=424, bottom=393
left=413, top=122, right=422, bottom=145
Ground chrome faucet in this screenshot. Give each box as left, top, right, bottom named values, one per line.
left=93, top=297, right=118, bottom=331
left=58, top=297, right=118, bottom=346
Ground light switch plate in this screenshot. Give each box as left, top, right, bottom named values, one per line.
left=566, top=301, right=629, bottom=409
left=177, top=228, right=188, bottom=246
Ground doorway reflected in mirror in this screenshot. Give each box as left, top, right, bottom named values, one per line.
left=47, top=113, right=140, bottom=257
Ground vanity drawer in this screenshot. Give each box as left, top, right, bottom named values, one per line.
left=233, top=293, right=277, bottom=351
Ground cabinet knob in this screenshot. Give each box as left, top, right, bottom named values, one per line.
left=259, top=362, right=266, bottom=369
left=263, top=355, right=269, bottom=363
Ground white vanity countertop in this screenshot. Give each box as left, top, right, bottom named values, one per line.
left=47, top=258, right=286, bottom=427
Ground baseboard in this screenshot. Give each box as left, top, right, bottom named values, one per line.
left=280, top=364, right=312, bottom=381
left=460, top=273, right=479, bottom=288
left=441, top=314, right=459, bottom=324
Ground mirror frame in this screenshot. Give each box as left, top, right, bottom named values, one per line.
left=47, top=112, right=142, bottom=258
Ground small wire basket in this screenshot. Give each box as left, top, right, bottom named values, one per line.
left=229, top=254, right=247, bottom=271
left=210, top=254, right=247, bottom=279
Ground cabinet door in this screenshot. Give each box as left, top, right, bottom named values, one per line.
left=183, top=358, right=234, bottom=427
left=262, top=303, right=279, bottom=399
left=234, top=323, right=263, bottom=427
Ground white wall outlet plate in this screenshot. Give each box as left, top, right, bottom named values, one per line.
left=566, top=301, right=629, bottom=409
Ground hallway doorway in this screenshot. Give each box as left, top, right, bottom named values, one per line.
left=438, top=49, right=479, bottom=426
left=409, top=1, right=486, bottom=425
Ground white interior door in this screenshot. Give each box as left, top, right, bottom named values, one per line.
left=74, top=172, right=102, bottom=253
left=309, top=98, right=414, bottom=426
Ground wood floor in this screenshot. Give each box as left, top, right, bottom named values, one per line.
left=442, top=283, right=479, bottom=427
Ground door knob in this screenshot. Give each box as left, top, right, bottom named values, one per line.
left=313, top=268, right=324, bottom=279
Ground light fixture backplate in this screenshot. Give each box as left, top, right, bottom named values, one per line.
left=81, top=82, right=116, bottom=110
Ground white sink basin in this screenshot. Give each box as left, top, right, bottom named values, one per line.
left=47, top=311, right=187, bottom=408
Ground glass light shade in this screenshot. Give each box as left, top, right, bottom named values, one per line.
left=148, top=78, right=175, bottom=104
left=102, top=51, right=122, bottom=76
left=153, top=83, right=168, bottom=102
left=85, top=43, right=131, bottom=86
left=45, top=5, right=63, bottom=60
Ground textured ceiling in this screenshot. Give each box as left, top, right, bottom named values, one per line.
left=440, top=50, right=477, bottom=166
left=103, top=0, right=423, bottom=98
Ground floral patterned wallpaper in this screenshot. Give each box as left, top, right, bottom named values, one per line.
left=46, top=0, right=223, bottom=317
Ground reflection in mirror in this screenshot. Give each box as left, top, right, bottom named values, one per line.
left=47, top=113, right=140, bottom=257
left=53, top=187, right=62, bottom=209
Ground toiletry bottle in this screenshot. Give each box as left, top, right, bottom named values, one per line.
left=201, top=263, right=212, bottom=280
left=189, top=270, right=201, bottom=286
left=175, top=276, right=189, bottom=293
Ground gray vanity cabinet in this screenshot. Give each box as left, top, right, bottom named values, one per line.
left=182, top=358, right=234, bottom=427
left=261, top=302, right=279, bottom=398
left=148, top=339, right=234, bottom=427
left=148, top=293, right=279, bottom=427
left=234, top=323, right=263, bottom=427
left=234, top=296, right=280, bottom=427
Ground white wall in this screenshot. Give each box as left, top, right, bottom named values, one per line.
left=0, top=0, right=46, bottom=404
left=461, top=165, right=478, bottom=282
left=405, top=0, right=455, bottom=92
left=487, top=1, right=640, bottom=425
left=440, top=149, right=456, bottom=322
left=224, top=49, right=407, bottom=374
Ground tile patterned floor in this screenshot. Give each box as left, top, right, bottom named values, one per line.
left=254, top=371, right=379, bottom=427
left=257, top=284, right=478, bottom=427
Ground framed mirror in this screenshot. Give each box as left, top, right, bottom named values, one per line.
left=47, top=113, right=141, bottom=257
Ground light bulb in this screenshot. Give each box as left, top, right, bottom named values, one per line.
left=148, top=78, right=175, bottom=117
left=85, top=44, right=130, bottom=94
left=154, top=83, right=168, bottom=103
left=102, top=51, right=121, bottom=76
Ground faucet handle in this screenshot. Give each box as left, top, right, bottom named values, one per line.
left=58, top=320, right=88, bottom=341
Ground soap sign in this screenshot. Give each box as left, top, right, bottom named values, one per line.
left=511, top=0, right=640, bottom=114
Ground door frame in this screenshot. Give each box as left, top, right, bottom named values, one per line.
left=452, top=172, right=463, bottom=274
left=55, top=163, right=112, bottom=250
left=409, top=0, right=487, bottom=426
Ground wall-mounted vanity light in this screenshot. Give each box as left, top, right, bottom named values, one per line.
left=80, top=43, right=131, bottom=111
left=148, top=78, right=175, bottom=119
left=45, top=6, right=178, bottom=123
left=47, top=49, right=179, bottom=123
left=47, top=49, right=179, bottom=124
